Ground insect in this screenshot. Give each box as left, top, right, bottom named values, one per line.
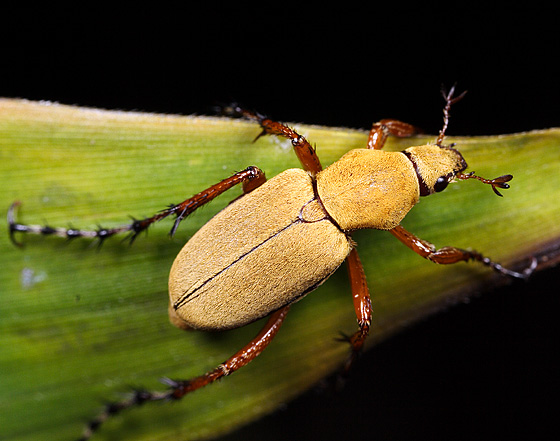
left=8, top=86, right=536, bottom=440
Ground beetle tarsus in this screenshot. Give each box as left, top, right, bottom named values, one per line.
left=7, top=200, right=141, bottom=247
left=464, top=249, right=537, bottom=280
left=7, top=201, right=25, bottom=247
left=219, top=102, right=267, bottom=126
left=486, top=255, right=538, bottom=280
left=123, top=217, right=149, bottom=244
left=161, top=377, right=193, bottom=400
left=77, top=388, right=170, bottom=441
left=335, top=328, right=370, bottom=374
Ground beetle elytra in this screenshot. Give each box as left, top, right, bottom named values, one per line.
left=8, top=86, right=536, bottom=440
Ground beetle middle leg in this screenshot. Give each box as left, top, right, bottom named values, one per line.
left=340, top=248, right=373, bottom=372
left=8, top=166, right=266, bottom=246
left=224, top=105, right=323, bottom=175
left=390, top=224, right=537, bottom=278
left=78, top=305, right=290, bottom=441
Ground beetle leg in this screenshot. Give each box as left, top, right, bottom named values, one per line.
left=167, top=305, right=290, bottom=397
left=163, top=165, right=266, bottom=237
left=341, top=248, right=373, bottom=372
left=78, top=305, right=290, bottom=441
left=390, top=225, right=537, bottom=279
left=225, top=105, right=323, bottom=175
left=367, top=119, right=421, bottom=150
left=8, top=166, right=266, bottom=246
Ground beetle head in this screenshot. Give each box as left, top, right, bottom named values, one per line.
left=401, top=85, right=513, bottom=198
left=403, top=144, right=513, bottom=197
left=403, top=145, right=467, bottom=196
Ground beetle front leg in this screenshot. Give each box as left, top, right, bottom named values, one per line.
left=390, top=225, right=536, bottom=279
left=341, top=248, right=373, bottom=372
left=78, top=305, right=290, bottom=440
left=367, top=119, right=421, bottom=150
left=8, top=166, right=266, bottom=246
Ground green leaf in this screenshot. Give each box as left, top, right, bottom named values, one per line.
left=1, top=98, right=559, bottom=441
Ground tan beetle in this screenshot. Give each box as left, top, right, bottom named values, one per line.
left=8, top=86, right=535, bottom=440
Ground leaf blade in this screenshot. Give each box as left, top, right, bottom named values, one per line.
left=1, top=99, right=559, bottom=440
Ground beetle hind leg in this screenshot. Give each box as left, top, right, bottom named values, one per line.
left=8, top=166, right=266, bottom=247
left=77, top=306, right=290, bottom=440
left=7, top=200, right=145, bottom=247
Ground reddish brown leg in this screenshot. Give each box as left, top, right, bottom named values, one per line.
left=367, top=119, right=421, bottom=150
left=8, top=166, right=266, bottom=246
left=79, top=305, right=290, bottom=440
left=227, top=106, right=323, bottom=175
left=390, top=225, right=536, bottom=279
left=342, top=248, right=373, bottom=372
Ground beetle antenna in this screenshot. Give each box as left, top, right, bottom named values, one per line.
left=437, top=84, right=467, bottom=146
left=456, top=172, right=513, bottom=197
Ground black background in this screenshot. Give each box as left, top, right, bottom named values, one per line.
left=2, top=6, right=558, bottom=441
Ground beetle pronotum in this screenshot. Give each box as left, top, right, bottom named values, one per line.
left=8, top=86, right=536, bottom=440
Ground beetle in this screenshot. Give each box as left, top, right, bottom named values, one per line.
left=8, top=86, right=536, bottom=440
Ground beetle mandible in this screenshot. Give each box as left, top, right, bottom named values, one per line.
left=8, top=86, right=536, bottom=440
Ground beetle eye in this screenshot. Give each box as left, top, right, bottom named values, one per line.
left=434, top=176, right=449, bottom=192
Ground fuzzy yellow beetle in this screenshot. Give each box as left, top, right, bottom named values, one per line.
left=8, top=86, right=535, bottom=440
